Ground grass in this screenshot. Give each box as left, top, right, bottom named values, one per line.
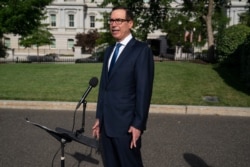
left=0, top=62, right=249, bottom=107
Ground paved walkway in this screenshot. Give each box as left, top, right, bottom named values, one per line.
left=0, top=100, right=250, bottom=117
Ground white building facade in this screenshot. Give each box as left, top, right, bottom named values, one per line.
left=2, top=0, right=249, bottom=59
left=227, top=0, right=249, bottom=26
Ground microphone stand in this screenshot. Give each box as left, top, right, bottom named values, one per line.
left=75, top=100, right=87, bottom=136
left=25, top=118, right=73, bottom=167
left=60, top=138, right=66, bottom=167
left=26, top=100, right=99, bottom=167
left=26, top=77, right=99, bottom=166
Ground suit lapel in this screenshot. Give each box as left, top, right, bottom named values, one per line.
left=104, top=45, right=115, bottom=80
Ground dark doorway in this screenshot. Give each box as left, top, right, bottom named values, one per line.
left=148, top=39, right=160, bottom=56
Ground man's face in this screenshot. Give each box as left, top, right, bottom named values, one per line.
left=109, top=9, right=133, bottom=42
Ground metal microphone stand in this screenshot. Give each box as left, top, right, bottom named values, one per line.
left=25, top=118, right=73, bottom=167
left=60, top=138, right=66, bottom=167
left=26, top=100, right=99, bottom=167
left=75, top=100, right=87, bottom=136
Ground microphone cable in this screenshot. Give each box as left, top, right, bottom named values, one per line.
left=51, top=145, right=61, bottom=167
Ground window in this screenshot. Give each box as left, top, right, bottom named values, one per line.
left=67, top=39, right=74, bottom=49
left=50, top=39, right=56, bottom=48
left=90, top=16, right=95, bottom=28
left=69, top=14, right=74, bottom=27
left=4, top=38, right=10, bottom=48
left=50, top=14, right=56, bottom=27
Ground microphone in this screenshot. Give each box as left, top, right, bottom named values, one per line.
left=75, top=77, right=98, bottom=110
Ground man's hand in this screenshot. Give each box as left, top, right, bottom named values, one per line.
left=92, top=119, right=100, bottom=139
left=128, top=126, right=141, bottom=149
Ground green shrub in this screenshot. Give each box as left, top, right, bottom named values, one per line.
left=216, top=24, right=250, bottom=63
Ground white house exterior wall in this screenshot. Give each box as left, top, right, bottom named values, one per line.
left=228, top=0, right=249, bottom=26
left=45, top=3, right=85, bottom=51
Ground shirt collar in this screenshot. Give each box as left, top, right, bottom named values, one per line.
left=117, top=34, right=133, bottom=46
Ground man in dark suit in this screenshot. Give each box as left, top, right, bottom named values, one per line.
left=92, top=6, right=154, bottom=167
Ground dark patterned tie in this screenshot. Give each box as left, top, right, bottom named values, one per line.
left=109, top=43, right=122, bottom=74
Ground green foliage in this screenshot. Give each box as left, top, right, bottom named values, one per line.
left=215, top=7, right=231, bottom=48
left=216, top=24, right=250, bottom=62
left=162, top=13, right=206, bottom=48
left=0, top=0, right=53, bottom=37
left=75, top=29, right=100, bottom=53
left=19, top=27, right=53, bottom=48
left=94, top=32, right=115, bottom=61
left=217, top=25, right=250, bottom=90
left=177, top=0, right=229, bottom=63
left=96, top=32, right=115, bottom=46
left=181, top=0, right=228, bottom=27
left=19, top=26, right=53, bottom=57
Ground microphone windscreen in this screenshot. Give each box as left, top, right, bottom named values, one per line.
left=89, top=77, right=98, bottom=87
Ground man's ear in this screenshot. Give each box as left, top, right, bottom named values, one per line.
left=129, top=20, right=134, bottom=29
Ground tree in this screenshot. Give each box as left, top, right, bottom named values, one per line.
left=162, top=13, right=206, bottom=51
left=19, top=26, right=53, bottom=58
left=0, top=0, right=53, bottom=57
left=0, top=0, right=53, bottom=37
left=75, top=29, right=100, bottom=53
left=96, top=32, right=115, bottom=46
left=180, top=0, right=229, bottom=63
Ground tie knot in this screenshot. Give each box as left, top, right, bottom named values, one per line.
left=116, top=43, right=122, bottom=49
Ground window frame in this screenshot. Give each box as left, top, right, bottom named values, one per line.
left=50, top=14, right=57, bottom=27
left=68, top=14, right=75, bottom=27
left=90, top=15, right=95, bottom=28
left=50, top=39, right=56, bottom=49
left=67, top=39, right=74, bottom=49
left=4, top=38, right=11, bottom=48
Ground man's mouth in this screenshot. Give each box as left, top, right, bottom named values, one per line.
left=112, top=29, right=119, bottom=33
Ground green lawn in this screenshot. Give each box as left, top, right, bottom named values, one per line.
left=0, top=62, right=249, bottom=107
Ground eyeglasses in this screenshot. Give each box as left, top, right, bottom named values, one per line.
left=108, top=19, right=130, bottom=25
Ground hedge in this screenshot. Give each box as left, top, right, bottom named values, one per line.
left=216, top=24, right=250, bottom=63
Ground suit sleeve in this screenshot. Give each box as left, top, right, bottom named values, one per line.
left=96, top=47, right=112, bottom=120
left=132, top=43, right=154, bottom=131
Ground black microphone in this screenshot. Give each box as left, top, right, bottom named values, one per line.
left=75, top=77, right=98, bottom=110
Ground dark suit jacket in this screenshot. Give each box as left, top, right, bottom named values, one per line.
left=96, top=37, right=154, bottom=137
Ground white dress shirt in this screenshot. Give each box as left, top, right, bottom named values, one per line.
left=108, top=34, right=133, bottom=70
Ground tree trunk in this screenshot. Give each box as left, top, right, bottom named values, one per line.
left=206, top=0, right=216, bottom=63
